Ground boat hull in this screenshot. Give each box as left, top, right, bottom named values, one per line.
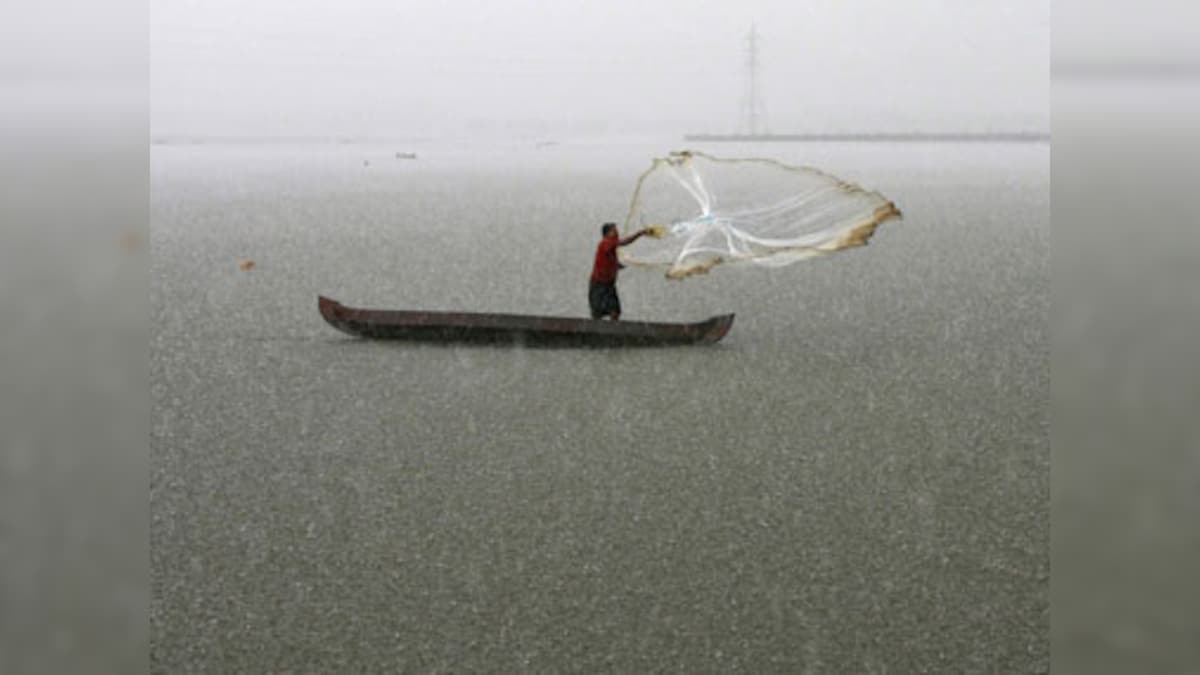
left=318, top=296, right=733, bottom=347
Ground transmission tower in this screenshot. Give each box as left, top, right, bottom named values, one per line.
left=740, top=24, right=769, bottom=136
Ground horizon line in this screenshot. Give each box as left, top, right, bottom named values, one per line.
left=151, top=130, right=1052, bottom=145
left=683, top=131, right=1050, bottom=143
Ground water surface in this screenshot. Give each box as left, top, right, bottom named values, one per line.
left=151, top=138, right=1049, bottom=672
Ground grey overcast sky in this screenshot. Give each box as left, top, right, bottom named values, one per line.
left=151, top=0, right=1048, bottom=138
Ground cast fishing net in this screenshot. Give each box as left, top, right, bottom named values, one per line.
left=621, top=151, right=901, bottom=279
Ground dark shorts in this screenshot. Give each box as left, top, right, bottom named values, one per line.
left=588, top=281, right=621, bottom=318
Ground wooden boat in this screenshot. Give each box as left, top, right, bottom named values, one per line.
left=318, top=296, right=734, bottom=347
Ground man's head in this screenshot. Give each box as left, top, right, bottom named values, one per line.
left=601, top=222, right=618, bottom=238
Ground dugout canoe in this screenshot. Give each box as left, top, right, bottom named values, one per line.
left=318, top=296, right=734, bottom=346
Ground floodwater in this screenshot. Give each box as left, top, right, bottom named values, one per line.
left=151, top=138, right=1048, bottom=672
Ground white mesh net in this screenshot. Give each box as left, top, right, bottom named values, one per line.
left=621, top=151, right=901, bottom=279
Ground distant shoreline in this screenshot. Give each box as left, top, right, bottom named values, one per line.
left=150, top=136, right=433, bottom=146
left=151, top=131, right=1051, bottom=146
left=683, top=132, right=1050, bottom=143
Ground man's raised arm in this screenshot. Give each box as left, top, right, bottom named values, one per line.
left=618, top=228, right=650, bottom=246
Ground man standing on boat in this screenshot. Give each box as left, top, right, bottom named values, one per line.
left=589, top=222, right=650, bottom=320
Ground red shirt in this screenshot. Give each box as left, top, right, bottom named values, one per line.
left=590, top=237, right=620, bottom=284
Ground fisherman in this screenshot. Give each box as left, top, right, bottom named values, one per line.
left=589, top=222, right=650, bottom=320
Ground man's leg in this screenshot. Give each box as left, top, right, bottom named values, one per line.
left=588, top=282, right=604, bottom=319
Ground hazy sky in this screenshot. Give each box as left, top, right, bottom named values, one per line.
left=151, top=0, right=1048, bottom=138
